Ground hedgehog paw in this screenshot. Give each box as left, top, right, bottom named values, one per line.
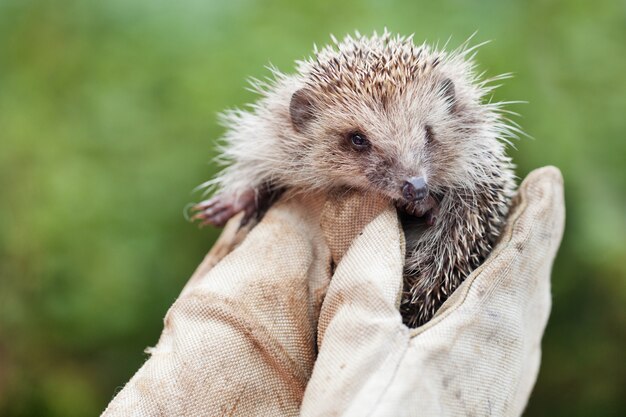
left=398, top=194, right=440, bottom=226
left=190, top=188, right=257, bottom=228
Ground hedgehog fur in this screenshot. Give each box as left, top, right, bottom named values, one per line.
left=193, top=30, right=519, bottom=327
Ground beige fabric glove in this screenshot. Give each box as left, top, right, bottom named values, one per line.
left=102, top=166, right=564, bottom=417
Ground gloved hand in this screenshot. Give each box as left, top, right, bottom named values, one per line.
left=102, top=166, right=564, bottom=417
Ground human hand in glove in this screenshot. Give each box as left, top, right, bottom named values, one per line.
left=102, top=166, right=564, bottom=417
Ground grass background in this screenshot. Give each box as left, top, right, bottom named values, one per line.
left=0, top=0, right=624, bottom=415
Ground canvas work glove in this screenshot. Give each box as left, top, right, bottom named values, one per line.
left=102, top=166, right=564, bottom=417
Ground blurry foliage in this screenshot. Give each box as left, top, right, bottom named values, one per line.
left=0, top=0, right=624, bottom=415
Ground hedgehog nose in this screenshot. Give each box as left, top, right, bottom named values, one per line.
left=402, top=177, right=428, bottom=201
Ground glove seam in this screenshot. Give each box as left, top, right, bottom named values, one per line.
left=173, top=291, right=311, bottom=397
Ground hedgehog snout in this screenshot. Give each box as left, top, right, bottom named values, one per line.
left=401, top=176, right=428, bottom=202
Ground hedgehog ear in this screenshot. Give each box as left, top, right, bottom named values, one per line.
left=439, top=78, right=457, bottom=112
left=290, top=88, right=317, bottom=132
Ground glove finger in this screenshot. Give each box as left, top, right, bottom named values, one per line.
left=320, top=191, right=395, bottom=264
left=103, top=193, right=330, bottom=417
left=302, top=195, right=408, bottom=417
left=318, top=192, right=407, bottom=342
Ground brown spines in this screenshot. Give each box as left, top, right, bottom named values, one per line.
left=300, top=32, right=440, bottom=105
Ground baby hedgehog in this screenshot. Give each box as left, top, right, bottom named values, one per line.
left=191, top=31, right=518, bottom=327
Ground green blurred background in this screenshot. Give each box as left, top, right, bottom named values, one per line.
left=0, top=0, right=624, bottom=415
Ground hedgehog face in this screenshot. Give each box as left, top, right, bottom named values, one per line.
left=288, top=74, right=482, bottom=217
left=265, top=32, right=514, bottom=221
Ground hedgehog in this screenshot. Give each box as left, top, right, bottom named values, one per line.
left=190, top=30, right=519, bottom=327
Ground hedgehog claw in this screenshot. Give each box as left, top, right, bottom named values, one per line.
left=190, top=188, right=258, bottom=228
left=192, top=196, right=220, bottom=211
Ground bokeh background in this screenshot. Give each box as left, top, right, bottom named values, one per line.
left=1, top=0, right=624, bottom=415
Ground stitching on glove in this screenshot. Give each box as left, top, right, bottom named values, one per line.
left=174, top=292, right=311, bottom=397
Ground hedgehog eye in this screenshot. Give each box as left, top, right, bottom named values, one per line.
left=425, top=125, right=435, bottom=144
left=347, top=131, right=370, bottom=151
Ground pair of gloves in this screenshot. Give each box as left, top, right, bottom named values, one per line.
left=102, top=167, right=564, bottom=417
